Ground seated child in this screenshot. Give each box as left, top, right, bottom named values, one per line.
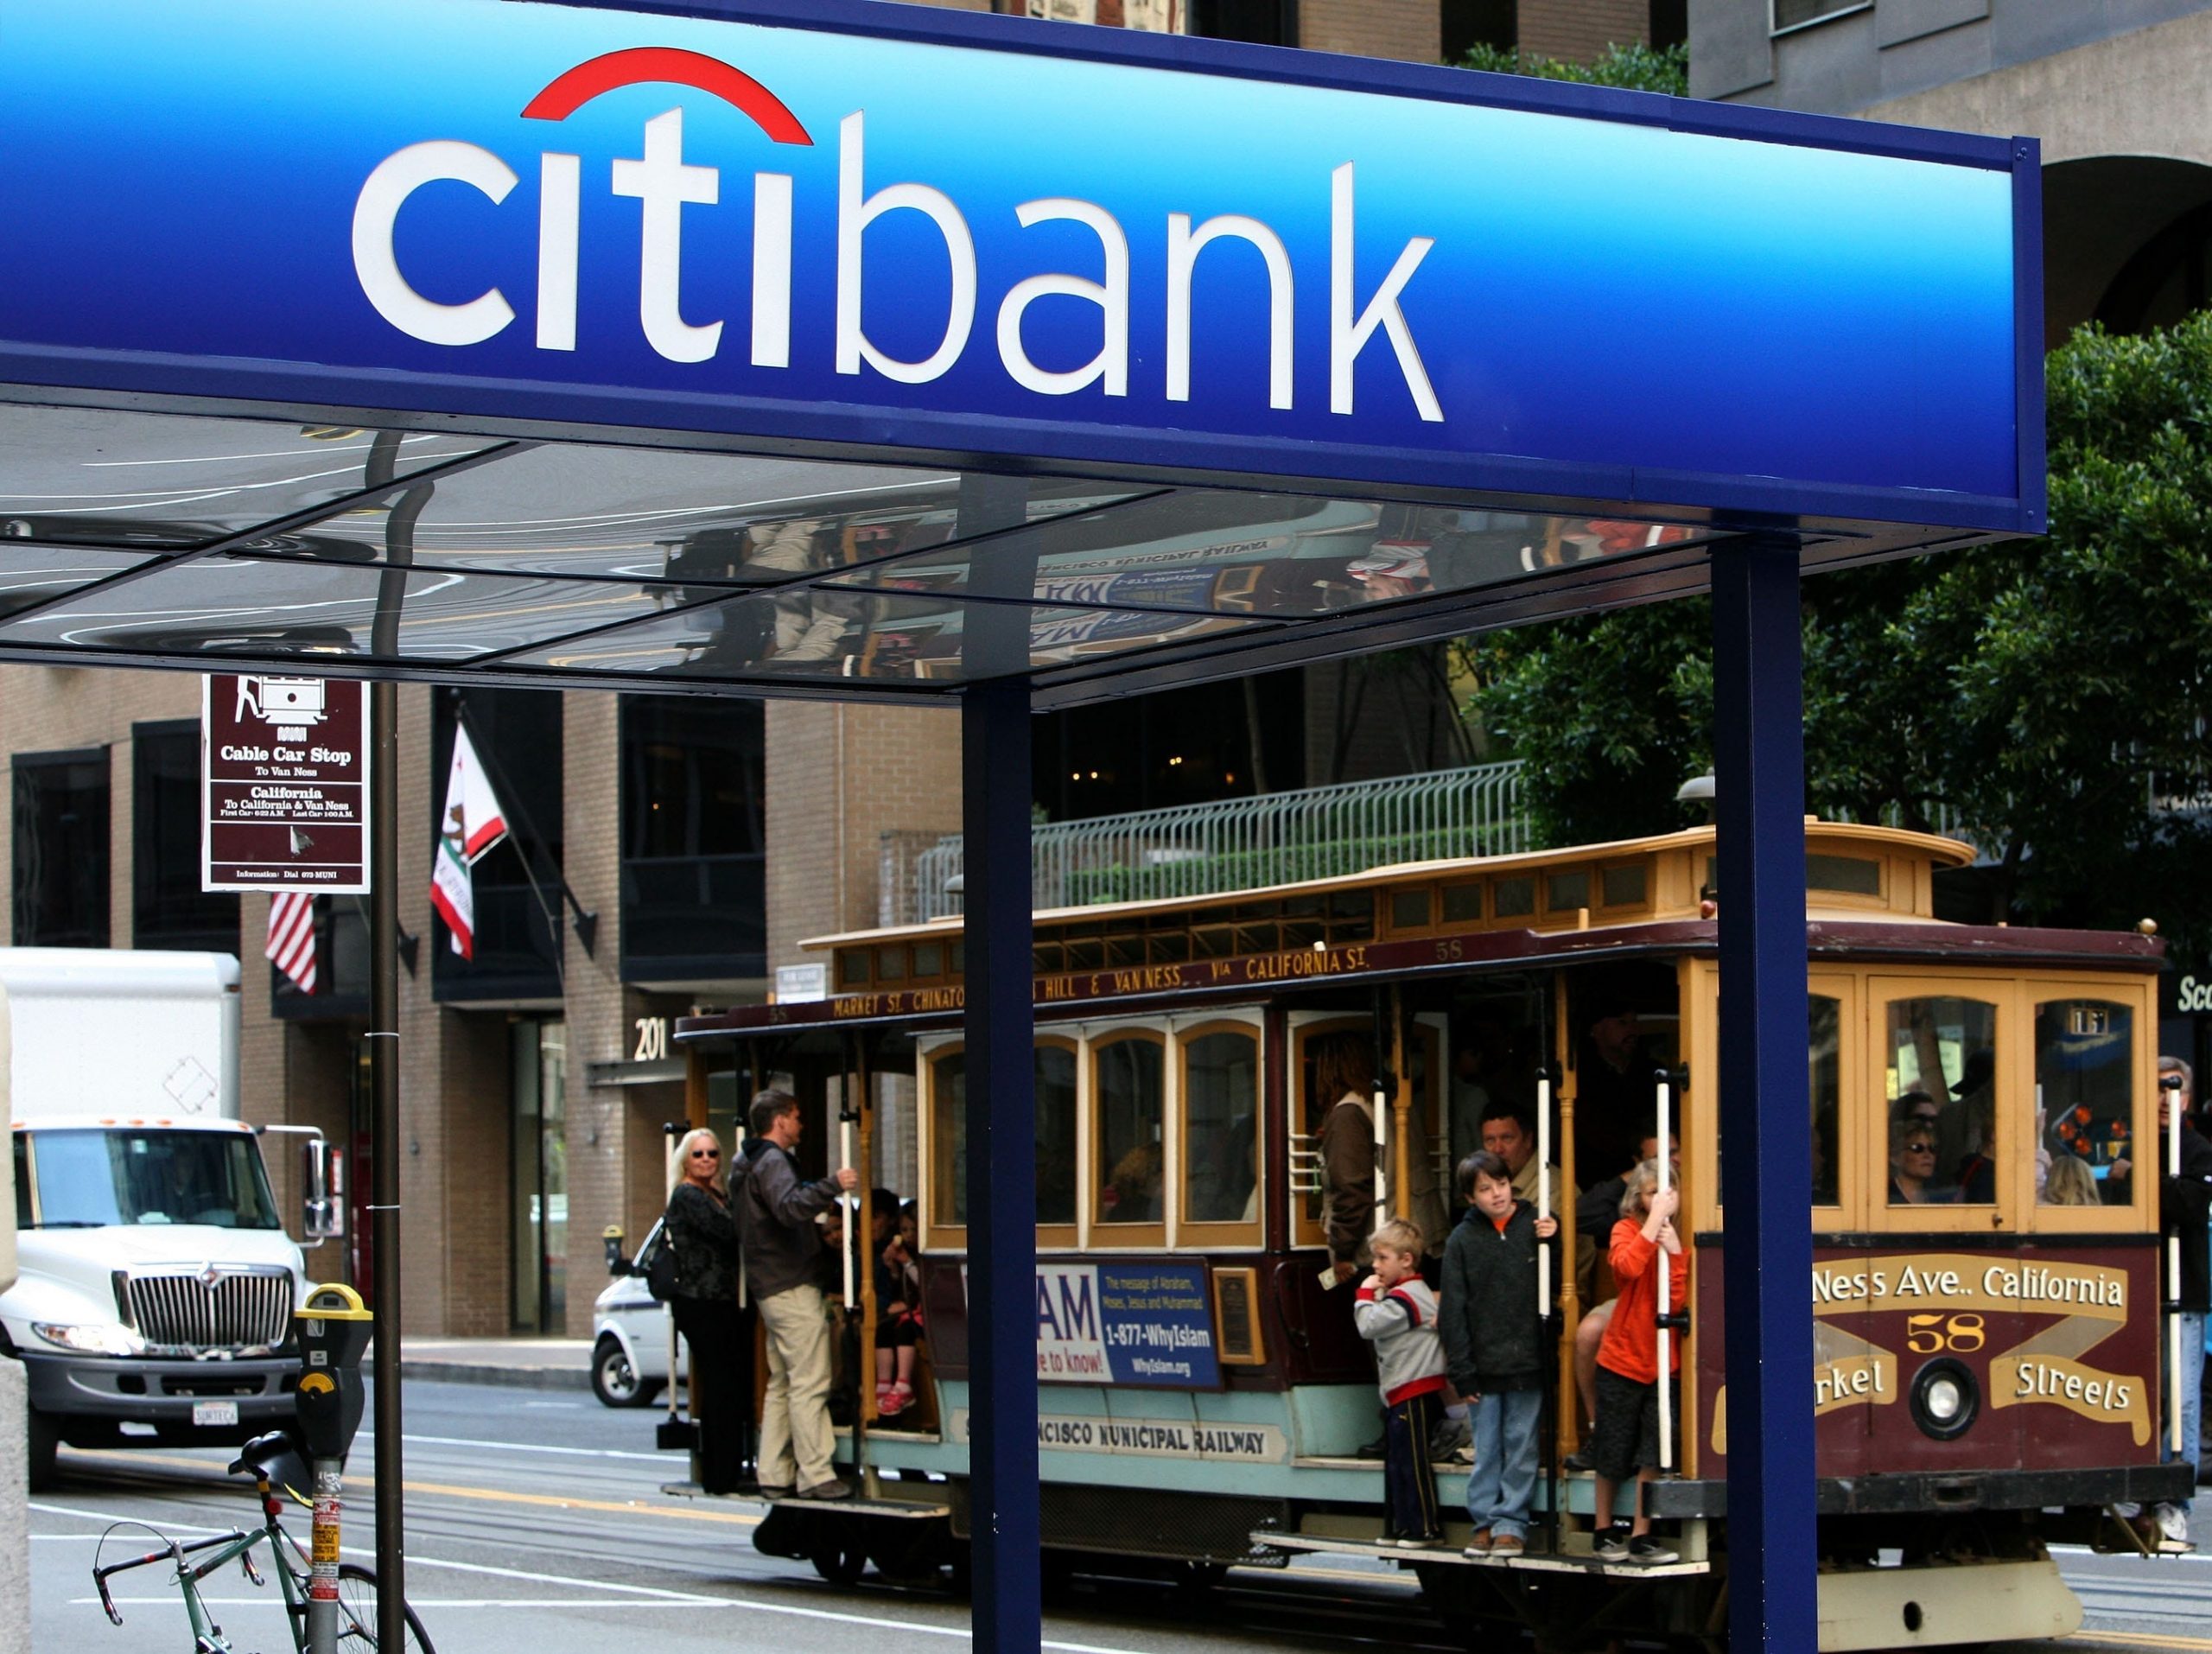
left=1440, top=1150, right=1558, bottom=1556
left=1589, top=1160, right=1688, bottom=1566
left=872, top=1188, right=923, bottom=1417
left=1354, top=1218, right=1447, bottom=1548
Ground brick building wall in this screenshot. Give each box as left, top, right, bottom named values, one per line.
left=764, top=703, right=962, bottom=975
left=1300, top=0, right=1440, bottom=60
left=1516, top=0, right=1649, bottom=61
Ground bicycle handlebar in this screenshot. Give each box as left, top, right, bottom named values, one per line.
left=91, top=1529, right=250, bottom=1621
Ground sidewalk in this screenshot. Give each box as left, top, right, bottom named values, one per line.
left=369, top=1337, right=595, bottom=1392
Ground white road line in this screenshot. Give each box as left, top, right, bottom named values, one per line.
left=356, top=1430, right=667, bottom=1462
left=32, top=1500, right=228, bottom=1534
left=35, top=1496, right=1148, bottom=1654
left=78, top=1598, right=715, bottom=1609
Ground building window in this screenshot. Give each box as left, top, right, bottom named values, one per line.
left=13, top=748, right=108, bottom=947
left=1442, top=0, right=1514, bottom=60
left=1187, top=0, right=1294, bottom=45
left=1772, top=0, right=1866, bottom=33
left=132, top=722, right=239, bottom=954
left=431, top=688, right=563, bottom=1003
left=620, top=696, right=765, bottom=982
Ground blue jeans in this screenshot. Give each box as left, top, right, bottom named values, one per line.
left=2176, top=1309, right=2205, bottom=1478
left=1465, top=1388, right=1543, bottom=1542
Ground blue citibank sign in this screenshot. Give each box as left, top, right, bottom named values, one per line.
left=0, top=0, right=2039, bottom=530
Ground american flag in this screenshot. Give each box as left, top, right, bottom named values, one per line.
left=265, top=891, right=317, bottom=994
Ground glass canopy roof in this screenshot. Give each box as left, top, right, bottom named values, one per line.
left=0, top=401, right=1923, bottom=709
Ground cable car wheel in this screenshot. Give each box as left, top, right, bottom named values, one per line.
left=810, top=1533, right=868, bottom=1586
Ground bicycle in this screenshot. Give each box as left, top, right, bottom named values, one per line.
left=92, top=1429, right=434, bottom=1654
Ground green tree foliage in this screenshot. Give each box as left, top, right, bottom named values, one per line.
left=1457, top=41, right=1689, bottom=95
left=1465, top=312, right=2212, bottom=954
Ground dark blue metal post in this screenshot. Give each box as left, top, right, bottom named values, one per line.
left=961, top=474, right=1039, bottom=1654
left=1709, top=538, right=1816, bottom=1652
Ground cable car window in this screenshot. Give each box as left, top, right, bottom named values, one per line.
left=1391, top=888, right=1431, bottom=930
left=930, top=1041, right=1081, bottom=1231
left=931, top=1048, right=967, bottom=1225
left=1037, top=1042, right=1079, bottom=1226
left=1546, top=870, right=1589, bottom=912
left=1494, top=877, right=1534, bottom=919
left=1885, top=997, right=1997, bottom=1206
left=1809, top=994, right=1840, bottom=1206
left=1183, top=1029, right=1259, bottom=1225
left=1807, top=854, right=1880, bottom=896
left=1096, top=1035, right=1165, bottom=1226
left=2036, top=999, right=2133, bottom=1207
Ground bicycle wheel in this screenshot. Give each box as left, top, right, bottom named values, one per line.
left=333, top=1563, right=435, bottom=1654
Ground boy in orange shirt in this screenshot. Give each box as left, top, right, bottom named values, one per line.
left=1588, top=1159, right=1688, bottom=1564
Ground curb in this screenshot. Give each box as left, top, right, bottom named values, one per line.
left=394, top=1360, right=589, bottom=1392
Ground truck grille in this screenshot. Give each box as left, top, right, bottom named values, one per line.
left=121, top=1269, right=293, bottom=1354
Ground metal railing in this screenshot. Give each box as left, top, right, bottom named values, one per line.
left=890, top=760, right=1529, bottom=923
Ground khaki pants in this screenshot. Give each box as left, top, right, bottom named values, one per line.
left=758, top=1283, right=835, bottom=1490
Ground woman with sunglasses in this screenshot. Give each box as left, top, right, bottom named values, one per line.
left=1888, top=1118, right=1942, bottom=1206
left=664, top=1126, right=753, bottom=1492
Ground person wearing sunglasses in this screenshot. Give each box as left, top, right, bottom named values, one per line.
left=664, top=1126, right=753, bottom=1493
left=1888, top=1119, right=1942, bottom=1206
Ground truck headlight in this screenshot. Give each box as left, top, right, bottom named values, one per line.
left=31, top=1321, right=145, bottom=1356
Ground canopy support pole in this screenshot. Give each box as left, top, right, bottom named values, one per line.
left=960, top=474, right=1039, bottom=1654
left=1711, top=538, right=1816, bottom=1652
left=365, top=436, right=428, bottom=1654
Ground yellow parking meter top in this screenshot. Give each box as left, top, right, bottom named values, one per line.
left=296, top=1282, right=373, bottom=1323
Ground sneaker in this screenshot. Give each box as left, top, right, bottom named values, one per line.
left=1490, top=1533, right=1525, bottom=1557
left=756, top=1484, right=795, bottom=1499
left=1592, top=1524, right=1632, bottom=1562
left=1396, top=1534, right=1444, bottom=1549
left=1628, top=1535, right=1679, bottom=1565
left=2153, top=1503, right=2194, bottom=1552
left=1462, top=1529, right=1492, bottom=1556
left=1563, top=1447, right=1595, bottom=1473
left=798, top=1478, right=854, bottom=1500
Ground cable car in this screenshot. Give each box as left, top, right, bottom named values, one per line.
left=671, top=820, right=2188, bottom=1651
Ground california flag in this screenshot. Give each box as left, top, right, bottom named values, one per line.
left=429, top=722, right=509, bottom=958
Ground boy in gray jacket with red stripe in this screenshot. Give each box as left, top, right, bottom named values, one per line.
left=1354, top=1217, right=1446, bottom=1547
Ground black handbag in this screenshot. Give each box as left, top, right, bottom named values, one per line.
left=644, top=1231, right=682, bottom=1301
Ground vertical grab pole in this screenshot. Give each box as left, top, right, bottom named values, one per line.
left=841, top=1031, right=858, bottom=1314
left=1711, top=536, right=1816, bottom=1654
left=1389, top=987, right=1412, bottom=1228
left=1655, top=1069, right=1674, bottom=1472
left=2171, top=1073, right=2185, bottom=1460
left=1536, top=1069, right=1553, bottom=1311
left=1370, top=990, right=1389, bottom=1235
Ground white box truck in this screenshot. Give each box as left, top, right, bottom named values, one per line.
left=0, top=949, right=334, bottom=1488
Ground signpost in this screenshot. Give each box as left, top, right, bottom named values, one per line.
left=202, top=675, right=370, bottom=894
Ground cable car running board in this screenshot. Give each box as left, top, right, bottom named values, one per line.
left=1247, top=1529, right=1711, bottom=1577
left=661, top=1481, right=952, bottom=1518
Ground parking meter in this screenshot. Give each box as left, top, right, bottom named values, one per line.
left=294, top=1282, right=372, bottom=1460
left=294, top=1282, right=372, bottom=1654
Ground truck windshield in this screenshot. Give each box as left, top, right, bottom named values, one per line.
left=18, top=1129, right=281, bottom=1230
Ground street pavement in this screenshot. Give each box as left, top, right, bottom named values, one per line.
left=29, top=1371, right=2212, bottom=1654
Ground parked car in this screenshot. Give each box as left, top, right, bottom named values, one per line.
left=591, top=1218, right=684, bottom=1408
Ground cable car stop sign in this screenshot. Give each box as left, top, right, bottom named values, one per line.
left=201, top=674, right=371, bottom=894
